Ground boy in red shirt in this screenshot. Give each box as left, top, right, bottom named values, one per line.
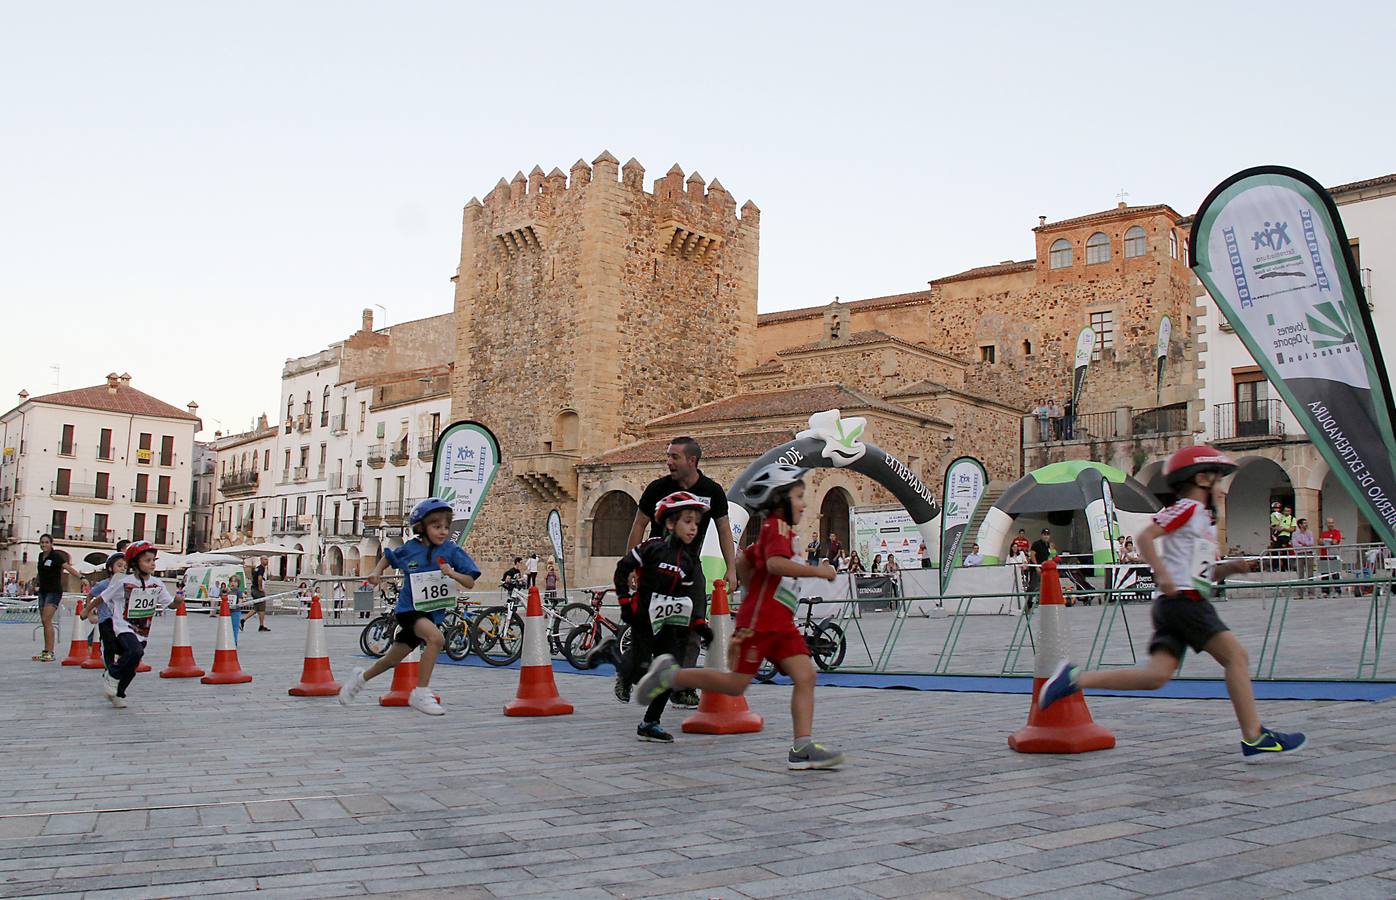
left=635, top=463, right=843, bottom=770
left=1039, top=445, right=1305, bottom=759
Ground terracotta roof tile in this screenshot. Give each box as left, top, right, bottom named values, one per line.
left=1035, top=203, right=1184, bottom=232
left=738, top=359, right=786, bottom=377
left=929, top=259, right=1035, bottom=285
left=1328, top=172, right=1396, bottom=196
left=884, top=379, right=1028, bottom=412
left=582, top=431, right=795, bottom=466
left=23, top=382, right=201, bottom=423
left=647, top=383, right=948, bottom=428
left=210, top=426, right=278, bottom=450
left=757, top=289, right=935, bottom=325
left=342, top=363, right=452, bottom=389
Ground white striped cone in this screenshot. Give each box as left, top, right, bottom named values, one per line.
left=160, top=601, right=204, bottom=678
left=201, top=596, right=252, bottom=684
left=504, top=586, right=572, bottom=716
left=380, top=645, right=439, bottom=706
left=60, top=599, right=91, bottom=666
left=290, top=596, right=340, bottom=696
left=683, top=580, right=763, bottom=734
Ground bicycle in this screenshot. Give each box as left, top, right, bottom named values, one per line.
left=752, top=597, right=847, bottom=683
left=470, top=582, right=597, bottom=666
left=561, top=587, right=632, bottom=669
left=359, top=595, right=480, bottom=661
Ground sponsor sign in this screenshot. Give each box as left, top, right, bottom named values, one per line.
left=938, top=456, right=988, bottom=592
left=429, top=421, right=501, bottom=545
left=1156, top=316, right=1172, bottom=403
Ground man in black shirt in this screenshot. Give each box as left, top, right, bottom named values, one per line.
left=1027, top=528, right=1053, bottom=609
left=622, top=437, right=737, bottom=706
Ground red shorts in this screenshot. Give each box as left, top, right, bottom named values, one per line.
left=733, top=621, right=809, bottom=675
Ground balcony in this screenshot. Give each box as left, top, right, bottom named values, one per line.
left=295, top=415, right=312, bottom=434
left=366, top=445, right=387, bottom=468
left=316, top=466, right=326, bottom=481
left=389, top=445, right=410, bottom=467
left=51, top=481, right=114, bottom=502
left=219, top=470, right=258, bottom=497
left=158, top=452, right=176, bottom=468
left=1021, top=401, right=1199, bottom=473
left=417, top=436, right=436, bottom=461
left=271, top=516, right=310, bottom=535
left=347, top=474, right=363, bottom=493
left=1131, top=402, right=1190, bottom=437
left=383, top=500, right=410, bottom=524
left=327, top=472, right=343, bottom=491
left=363, top=502, right=385, bottom=526
left=321, top=518, right=362, bottom=537
left=330, top=415, right=347, bottom=435
left=52, top=528, right=116, bottom=545
left=96, top=446, right=114, bottom=462
left=1214, top=399, right=1286, bottom=443
left=57, top=441, right=77, bottom=458
left=132, top=490, right=178, bottom=507
left=513, top=451, right=580, bottom=502
left=293, top=466, right=309, bottom=483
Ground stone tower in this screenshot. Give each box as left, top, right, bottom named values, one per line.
left=450, top=151, right=760, bottom=570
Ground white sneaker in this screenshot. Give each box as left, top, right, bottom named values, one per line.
left=101, top=672, right=117, bottom=699
left=338, top=668, right=367, bottom=706
left=110, top=695, right=128, bottom=709
left=408, top=686, right=444, bottom=716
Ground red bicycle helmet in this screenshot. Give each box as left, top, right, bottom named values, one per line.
left=655, top=491, right=711, bottom=525
left=123, top=540, right=157, bottom=564
left=1164, top=445, right=1238, bottom=487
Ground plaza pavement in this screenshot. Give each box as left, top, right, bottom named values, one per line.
left=1, top=613, right=1395, bottom=899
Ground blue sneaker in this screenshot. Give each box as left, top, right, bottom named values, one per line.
left=1038, top=660, right=1081, bottom=711
left=1242, top=727, right=1306, bottom=761
left=636, top=721, right=673, bottom=743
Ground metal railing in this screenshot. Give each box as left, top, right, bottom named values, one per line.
left=219, top=470, right=258, bottom=492
left=57, top=441, right=77, bottom=457
left=321, top=519, right=361, bottom=536
left=330, top=414, right=347, bottom=434
left=327, top=472, right=343, bottom=490
left=132, top=489, right=178, bottom=506
left=1214, top=399, right=1285, bottom=441
left=271, top=517, right=310, bottom=534
left=366, top=444, right=386, bottom=466
left=1132, top=402, right=1189, bottom=435
left=293, top=466, right=308, bottom=482
left=51, top=481, right=114, bottom=501
left=346, top=475, right=363, bottom=493
left=389, top=446, right=410, bottom=466
left=417, top=436, right=436, bottom=460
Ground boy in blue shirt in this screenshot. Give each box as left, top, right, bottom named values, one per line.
left=339, top=498, right=480, bottom=715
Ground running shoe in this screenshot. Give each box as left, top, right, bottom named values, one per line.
left=634, top=654, right=678, bottom=704
left=110, top=695, right=128, bottom=709
left=101, top=672, right=117, bottom=699
left=584, top=636, right=617, bottom=670
left=636, top=721, right=674, bottom=743
left=1038, top=660, right=1081, bottom=711
left=32, top=651, right=54, bottom=662
left=1242, top=727, right=1306, bottom=761
left=670, top=689, right=700, bottom=709
left=338, top=668, right=367, bottom=706
left=259, top=626, right=271, bottom=632
left=408, top=687, right=444, bottom=716
left=613, top=674, right=632, bottom=704
left=788, top=740, right=845, bottom=770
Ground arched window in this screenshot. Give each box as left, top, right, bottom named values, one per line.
left=1169, top=229, right=1179, bottom=259
left=285, top=396, right=294, bottom=433
left=1086, top=232, right=1111, bottom=265
left=1049, top=239, right=1073, bottom=269
left=1124, top=225, right=1147, bottom=258
left=320, top=386, right=331, bottom=427
left=590, top=491, right=637, bottom=557
left=303, top=391, right=312, bottom=416
left=1022, top=339, right=1033, bottom=356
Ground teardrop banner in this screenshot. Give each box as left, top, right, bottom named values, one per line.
left=697, top=410, right=941, bottom=580
left=938, top=456, right=989, bottom=593
left=546, top=508, right=568, bottom=598
left=429, top=421, right=502, bottom=545
left=1155, top=316, right=1172, bottom=404
left=1191, top=166, right=1396, bottom=553
left=1071, top=326, right=1095, bottom=413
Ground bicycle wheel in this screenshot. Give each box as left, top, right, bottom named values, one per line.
left=552, top=602, right=596, bottom=653
left=444, top=623, right=471, bottom=661
left=617, top=623, right=631, bottom=660
left=755, top=659, right=778, bottom=683
left=359, top=614, right=395, bottom=658
left=472, top=607, right=524, bottom=666
left=562, top=623, right=609, bottom=669
left=810, top=621, right=847, bottom=672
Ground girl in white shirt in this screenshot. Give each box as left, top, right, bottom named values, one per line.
left=99, top=541, right=180, bottom=708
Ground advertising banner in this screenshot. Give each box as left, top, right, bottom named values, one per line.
left=1072, top=326, right=1095, bottom=412
left=852, top=506, right=923, bottom=570
left=429, top=421, right=501, bottom=545
left=546, top=508, right=567, bottom=598
left=938, top=456, right=988, bottom=592
left=1191, top=167, right=1396, bottom=552
left=1156, top=316, right=1172, bottom=404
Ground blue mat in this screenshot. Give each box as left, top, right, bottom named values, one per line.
left=431, top=655, right=1396, bottom=702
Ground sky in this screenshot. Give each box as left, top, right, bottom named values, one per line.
left=4, top=1, right=1394, bottom=438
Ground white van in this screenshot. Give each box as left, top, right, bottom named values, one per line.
left=182, top=564, right=251, bottom=601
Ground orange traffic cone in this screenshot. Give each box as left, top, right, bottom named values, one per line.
left=80, top=619, right=107, bottom=669
left=504, top=586, right=573, bottom=716
left=60, top=600, right=91, bottom=666
left=683, top=580, right=763, bottom=734
left=160, top=601, right=204, bottom=678
left=1008, top=560, right=1115, bottom=753
left=201, top=596, right=252, bottom=684
left=289, top=595, right=340, bottom=696
left=379, top=646, right=439, bottom=706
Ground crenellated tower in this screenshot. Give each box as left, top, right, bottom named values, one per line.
left=450, top=151, right=760, bottom=569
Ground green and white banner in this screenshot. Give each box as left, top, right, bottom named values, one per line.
left=429, top=421, right=501, bottom=545
left=1192, top=167, right=1396, bottom=552
left=546, top=508, right=568, bottom=597
left=1071, top=326, right=1095, bottom=413
left=938, top=456, right=988, bottom=593
left=1155, top=316, right=1172, bottom=404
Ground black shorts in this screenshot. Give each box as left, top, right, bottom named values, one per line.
left=393, top=611, right=439, bottom=649
left=1149, top=594, right=1230, bottom=659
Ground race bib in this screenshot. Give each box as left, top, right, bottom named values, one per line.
left=775, top=572, right=800, bottom=614
left=126, top=587, right=162, bottom=619
left=1190, top=536, right=1217, bottom=599
left=411, top=570, right=456, bottom=612
left=648, top=593, right=693, bottom=629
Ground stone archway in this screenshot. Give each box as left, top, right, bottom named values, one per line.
left=818, top=487, right=852, bottom=556
left=328, top=545, right=344, bottom=577
left=346, top=545, right=362, bottom=578
left=1223, top=457, right=1294, bottom=554
left=293, top=543, right=305, bottom=577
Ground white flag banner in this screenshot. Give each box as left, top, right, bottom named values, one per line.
left=429, top=421, right=501, bottom=545
left=938, top=456, right=989, bottom=593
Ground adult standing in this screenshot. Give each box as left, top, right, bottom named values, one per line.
left=1319, top=517, right=1343, bottom=596
left=526, top=552, right=539, bottom=588
left=1291, top=518, right=1316, bottom=597
left=805, top=536, right=820, bottom=566
left=242, top=556, right=270, bottom=632
left=32, top=534, right=81, bottom=661
left=1062, top=396, right=1076, bottom=440
left=1026, top=528, right=1053, bottom=609
left=624, top=436, right=736, bottom=708
left=822, top=533, right=842, bottom=566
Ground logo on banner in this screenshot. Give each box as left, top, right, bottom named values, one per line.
left=796, top=409, right=867, bottom=467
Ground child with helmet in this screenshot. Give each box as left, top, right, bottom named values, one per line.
left=97, top=541, right=183, bottom=708
left=1038, top=444, right=1306, bottom=758
left=338, top=498, right=480, bottom=716
left=86, top=551, right=127, bottom=688
left=635, top=463, right=845, bottom=769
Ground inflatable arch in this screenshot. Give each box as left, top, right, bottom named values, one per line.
left=697, top=410, right=941, bottom=584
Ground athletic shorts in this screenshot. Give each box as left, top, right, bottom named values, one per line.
left=733, top=620, right=809, bottom=676
left=38, top=591, right=63, bottom=607
left=393, top=611, right=440, bottom=649
left=251, top=601, right=267, bottom=613
left=1149, top=594, right=1229, bottom=659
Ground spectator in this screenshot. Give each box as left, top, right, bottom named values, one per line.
left=963, top=544, right=984, bottom=567
left=1120, top=537, right=1141, bottom=564
left=848, top=552, right=866, bottom=575
left=526, top=552, right=539, bottom=588
left=1291, top=518, right=1316, bottom=597
left=1062, top=396, right=1076, bottom=440
left=332, top=582, right=347, bottom=617
left=823, top=533, right=842, bottom=564
left=2, top=576, right=16, bottom=598
left=1047, top=399, right=1062, bottom=440
left=1027, top=529, right=1053, bottom=608
left=870, top=553, right=883, bottom=574
left=1007, top=543, right=1030, bottom=591
left=918, top=541, right=931, bottom=568
left=1035, top=400, right=1052, bottom=443
left=502, top=557, right=525, bottom=597
left=1319, top=517, right=1343, bottom=596
left=884, top=554, right=900, bottom=576
left=835, top=550, right=850, bottom=573
left=544, top=561, right=559, bottom=600
left=31, top=533, right=81, bottom=662
left=1010, top=529, right=1030, bottom=558
left=806, top=536, right=820, bottom=566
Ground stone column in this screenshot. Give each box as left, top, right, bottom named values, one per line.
left=1294, top=486, right=1320, bottom=529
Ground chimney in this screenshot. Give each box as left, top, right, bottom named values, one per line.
left=361, top=308, right=374, bottom=332
left=187, top=401, right=199, bottom=415
left=118, top=373, right=132, bottom=388
left=106, top=373, right=120, bottom=394
left=214, top=430, right=223, bottom=439
left=17, top=390, right=28, bottom=403
left=1038, top=215, right=1047, bottom=227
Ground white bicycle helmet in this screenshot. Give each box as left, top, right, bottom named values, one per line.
left=740, top=463, right=808, bottom=510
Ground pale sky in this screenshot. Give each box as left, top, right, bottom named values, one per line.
left=4, top=1, right=1394, bottom=438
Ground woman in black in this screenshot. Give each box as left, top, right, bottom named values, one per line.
left=33, top=533, right=81, bottom=661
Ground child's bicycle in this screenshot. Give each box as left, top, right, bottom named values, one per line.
left=357, top=598, right=481, bottom=661
left=753, top=597, right=847, bottom=683
left=470, top=581, right=600, bottom=666
left=561, top=587, right=632, bottom=669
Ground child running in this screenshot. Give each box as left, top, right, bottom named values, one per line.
left=609, top=491, right=714, bottom=743
left=339, top=498, right=479, bottom=715
left=1039, top=445, right=1306, bottom=759
left=87, top=551, right=126, bottom=697
left=635, top=463, right=844, bottom=770
left=98, top=541, right=182, bottom=708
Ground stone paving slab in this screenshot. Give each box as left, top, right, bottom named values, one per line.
left=0, top=618, right=1392, bottom=897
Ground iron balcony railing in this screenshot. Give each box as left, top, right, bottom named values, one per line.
left=1214, top=399, right=1286, bottom=441
left=51, top=481, right=114, bottom=501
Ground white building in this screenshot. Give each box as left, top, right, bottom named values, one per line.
left=0, top=373, right=201, bottom=578
left=189, top=441, right=216, bottom=551
left=1196, top=172, right=1396, bottom=552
